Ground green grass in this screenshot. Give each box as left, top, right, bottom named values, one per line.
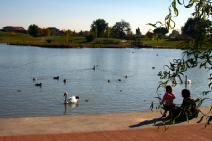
left=0, top=31, right=39, bottom=42
left=92, top=38, right=122, bottom=44
left=142, top=38, right=186, bottom=48
left=0, top=31, right=211, bottom=49
left=0, top=31, right=86, bottom=44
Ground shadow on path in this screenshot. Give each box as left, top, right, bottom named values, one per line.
left=129, top=117, right=184, bottom=128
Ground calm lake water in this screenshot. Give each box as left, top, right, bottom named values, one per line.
left=0, top=44, right=211, bottom=117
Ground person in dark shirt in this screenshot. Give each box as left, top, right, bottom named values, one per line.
left=171, top=89, right=199, bottom=121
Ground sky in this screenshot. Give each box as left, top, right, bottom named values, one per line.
left=0, top=0, right=194, bottom=34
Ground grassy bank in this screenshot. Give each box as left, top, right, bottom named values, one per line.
left=0, top=31, right=203, bottom=49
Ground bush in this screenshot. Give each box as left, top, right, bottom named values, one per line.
left=131, top=38, right=143, bottom=47
left=46, top=39, right=52, bottom=43
left=85, top=34, right=95, bottom=42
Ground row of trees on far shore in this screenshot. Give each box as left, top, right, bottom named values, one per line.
left=1, top=17, right=211, bottom=42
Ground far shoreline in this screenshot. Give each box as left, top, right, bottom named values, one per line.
left=2, top=42, right=187, bottom=50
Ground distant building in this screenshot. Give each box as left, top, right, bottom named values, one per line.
left=2, top=26, right=27, bottom=33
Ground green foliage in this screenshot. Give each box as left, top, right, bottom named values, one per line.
left=46, top=39, right=52, bottom=43
left=153, top=0, right=212, bottom=125
left=153, top=27, right=168, bottom=37
left=182, top=17, right=211, bottom=47
left=131, top=38, right=143, bottom=47
left=28, top=24, right=40, bottom=37
left=85, top=34, right=95, bottom=42
left=92, top=38, right=120, bottom=44
left=158, top=49, right=212, bottom=87
left=90, top=19, right=108, bottom=38
left=169, top=30, right=180, bottom=39
left=111, top=20, right=131, bottom=39
left=135, top=27, right=142, bottom=38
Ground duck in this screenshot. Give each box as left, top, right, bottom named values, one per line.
left=64, top=92, right=79, bottom=104
left=32, top=77, right=37, bottom=81
left=53, top=76, right=59, bottom=80
left=63, top=79, right=67, bottom=84
left=124, top=75, right=128, bottom=79
left=92, top=65, right=96, bottom=71
left=35, top=83, right=42, bottom=87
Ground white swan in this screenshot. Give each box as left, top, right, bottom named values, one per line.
left=64, top=92, right=79, bottom=104
left=187, top=79, right=192, bottom=84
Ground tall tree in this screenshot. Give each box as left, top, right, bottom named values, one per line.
left=153, top=27, right=168, bottom=37
left=90, top=19, right=108, bottom=38
left=135, top=27, right=142, bottom=38
left=28, top=24, right=40, bottom=37
left=169, top=30, right=180, bottom=38
left=111, top=20, right=131, bottom=39
left=182, top=17, right=211, bottom=42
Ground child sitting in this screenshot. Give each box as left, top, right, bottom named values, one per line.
left=161, top=85, right=176, bottom=117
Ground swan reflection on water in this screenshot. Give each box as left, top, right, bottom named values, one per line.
left=64, top=103, right=79, bottom=114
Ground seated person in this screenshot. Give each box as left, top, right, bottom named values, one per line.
left=171, top=89, right=199, bottom=121
left=161, top=85, right=175, bottom=117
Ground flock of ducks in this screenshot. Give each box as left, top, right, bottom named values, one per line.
left=32, top=64, right=192, bottom=105
left=33, top=76, right=67, bottom=88
left=33, top=75, right=79, bottom=104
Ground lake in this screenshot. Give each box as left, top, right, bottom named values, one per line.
left=0, top=44, right=211, bottom=117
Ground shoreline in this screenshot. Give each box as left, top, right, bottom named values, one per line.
left=0, top=41, right=187, bottom=49
left=8, top=43, right=184, bottom=49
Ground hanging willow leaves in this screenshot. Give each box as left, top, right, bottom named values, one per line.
left=172, top=0, right=179, bottom=16
left=177, top=0, right=184, bottom=5
left=153, top=0, right=212, bottom=126
left=185, top=0, right=195, bottom=8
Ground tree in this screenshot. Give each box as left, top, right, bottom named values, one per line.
left=145, top=31, right=154, bottom=39
left=105, top=27, right=111, bottom=38
left=169, top=30, right=180, bottom=39
left=39, top=28, right=51, bottom=36
left=182, top=17, right=211, bottom=45
left=111, top=20, right=131, bottom=39
left=28, top=24, right=40, bottom=37
left=135, top=27, right=142, bottom=38
left=153, top=27, right=168, bottom=37
left=90, top=19, right=108, bottom=38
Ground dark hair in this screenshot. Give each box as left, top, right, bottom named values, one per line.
left=166, top=85, right=172, bottom=93
left=182, top=89, right=190, bottom=98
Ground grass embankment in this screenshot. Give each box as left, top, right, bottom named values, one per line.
left=0, top=31, right=198, bottom=49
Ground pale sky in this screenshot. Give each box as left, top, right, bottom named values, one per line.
left=0, top=0, right=193, bottom=34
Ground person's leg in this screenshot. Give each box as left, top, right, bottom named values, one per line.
left=162, top=105, right=168, bottom=117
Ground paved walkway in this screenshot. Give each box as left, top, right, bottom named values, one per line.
left=0, top=107, right=211, bottom=141
left=0, top=111, right=162, bottom=136
left=0, top=124, right=212, bottom=141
